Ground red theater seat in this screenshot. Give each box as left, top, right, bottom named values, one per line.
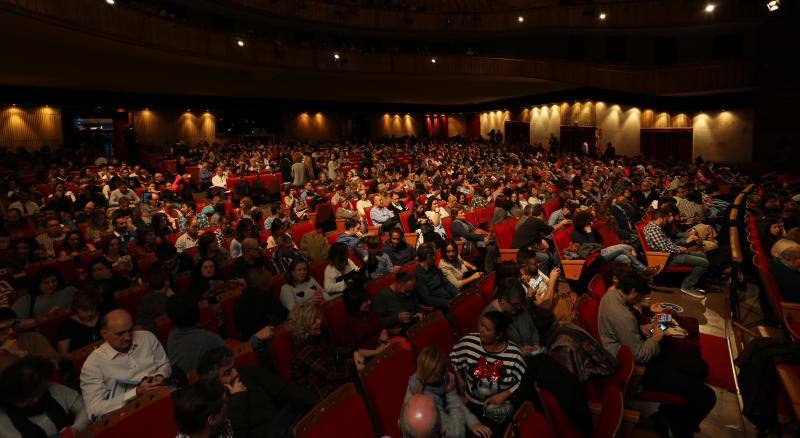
left=322, top=297, right=349, bottom=346
left=80, top=387, right=176, bottom=438
left=407, top=311, right=455, bottom=358
left=504, top=401, right=555, bottom=438
left=448, top=291, right=484, bottom=337
left=268, top=324, right=293, bottom=381
left=539, top=389, right=583, bottom=438
left=365, top=273, right=396, bottom=298
left=359, top=344, right=415, bottom=437
left=293, top=383, right=375, bottom=438
left=477, top=271, right=496, bottom=303
left=114, top=285, right=150, bottom=319
left=217, top=289, right=242, bottom=340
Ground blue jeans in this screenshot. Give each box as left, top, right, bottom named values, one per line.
left=600, top=244, right=647, bottom=272
left=669, top=252, right=709, bottom=289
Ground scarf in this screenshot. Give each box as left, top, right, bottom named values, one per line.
left=5, top=390, right=72, bottom=438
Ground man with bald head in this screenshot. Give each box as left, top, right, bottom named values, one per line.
left=400, top=394, right=442, bottom=438
left=80, top=309, right=171, bottom=419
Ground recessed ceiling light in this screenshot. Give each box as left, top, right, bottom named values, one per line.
left=431, top=58, right=437, bottom=64
left=105, top=0, right=115, bottom=5
left=237, top=39, right=245, bottom=47
left=599, top=12, right=607, bottom=20
left=517, top=16, right=524, bottom=23
left=705, top=3, right=716, bottom=13
left=333, top=52, right=340, bottom=60
left=767, top=0, right=780, bottom=11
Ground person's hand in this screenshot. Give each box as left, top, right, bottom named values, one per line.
left=521, top=345, right=538, bottom=355
left=312, top=290, right=325, bottom=305
left=0, top=338, right=25, bottom=357
left=549, top=267, right=561, bottom=279
left=254, top=325, right=275, bottom=341
left=225, top=378, right=247, bottom=394
left=398, top=312, right=411, bottom=323
left=539, top=240, right=549, bottom=250
left=470, top=424, right=493, bottom=438
left=444, top=372, right=456, bottom=393
left=135, top=377, right=161, bottom=396
left=150, top=374, right=165, bottom=385
left=677, top=246, right=688, bottom=253
left=651, top=324, right=666, bottom=342
left=485, top=391, right=508, bottom=406
left=641, top=323, right=656, bottom=337
left=393, top=265, right=403, bottom=272
left=354, top=351, right=366, bottom=371
left=414, top=312, right=424, bottom=320
left=471, top=272, right=483, bottom=281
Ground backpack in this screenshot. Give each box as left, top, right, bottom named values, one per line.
left=299, top=231, right=331, bottom=263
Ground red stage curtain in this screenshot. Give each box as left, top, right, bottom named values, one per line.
left=640, top=129, right=692, bottom=162
left=425, top=115, right=448, bottom=139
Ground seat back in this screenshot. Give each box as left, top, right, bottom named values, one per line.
left=442, top=217, right=453, bottom=239
left=399, top=211, right=412, bottom=233
left=477, top=271, right=496, bottom=303
left=576, top=297, right=601, bottom=342
left=359, top=344, right=415, bottom=437
left=552, top=225, right=574, bottom=259
left=587, top=275, right=607, bottom=301
left=293, top=383, right=375, bottom=438
left=291, top=222, right=317, bottom=247
left=226, top=339, right=260, bottom=367
left=80, top=387, right=176, bottom=438
left=593, top=220, right=622, bottom=247
left=217, top=289, right=242, bottom=340
left=115, top=285, right=150, bottom=319
left=407, top=311, right=455, bottom=358
left=539, top=389, right=584, bottom=438
left=494, top=219, right=515, bottom=249
left=364, top=273, right=396, bottom=298
left=268, top=324, right=293, bottom=381
left=636, top=222, right=653, bottom=252
left=364, top=207, right=375, bottom=227
left=309, top=259, right=328, bottom=285
left=72, top=340, right=104, bottom=377
left=322, top=296, right=350, bottom=347
left=504, top=401, right=555, bottom=438
left=173, top=272, right=192, bottom=295
left=543, top=200, right=561, bottom=220
left=36, top=308, right=72, bottom=347
left=592, top=387, right=624, bottom=438
left=448, top=292, right=485, bottom=337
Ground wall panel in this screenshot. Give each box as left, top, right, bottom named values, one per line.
left=0, top=106, right=63, bottom=150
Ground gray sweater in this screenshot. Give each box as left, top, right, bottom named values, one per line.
left=167, top=326, right=227, bottom=373
left=403, top=374, right=479, bottom=438
left=597, top=289, right=660, bottom=364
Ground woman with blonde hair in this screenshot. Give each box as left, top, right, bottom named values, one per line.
left=403, top=347, right=492, bottom=438
left=287, top=302, right=364, bottom=397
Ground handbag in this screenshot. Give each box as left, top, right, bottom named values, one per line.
left=483, top=400, right=514, bottom=423
left=461, top=240, right=479, bottom=258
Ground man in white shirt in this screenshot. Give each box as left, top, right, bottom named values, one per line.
left=108, top=181, right=140, bottom=207
left=175, top=220, right=200, bottom=253
left=80, top=309, right=171, bottom=419
left=211, top=167, right=227, bottom=192
left=8, top=190, right=40, bottom=217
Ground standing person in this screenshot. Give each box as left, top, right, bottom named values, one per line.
left=291, top=155, right=307, bottom=188
left=598, top=273, right=716, bottom=438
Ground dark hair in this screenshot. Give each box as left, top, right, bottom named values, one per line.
left=198, top=233, right=217, bottom=257
left=146, top=267, right=168, bottom=290
left=155, top=242, right=178, bottom=261
left=29, top=268, right=64, bottom=313
left=499, top=278, right=526, bottom=303
left=572, top=210, right=594, bottom=230
left=173, top=380, right=226, bottom=435
left=135, top=225, right=156, bottom=247
left=286, top=258, right=310, bottom=286
left=481, top=310, right=511, bottom=342
left=530, top=204, right=544, bottom=218
left=616, top=272, right=651, bottom=296
left=394, top=271, right=413, bottom=284
left=0, top=307, right=17, bottom=322
left=0, top=356, right=53, bottom=405
left=71, top=290, right=100, bottom=313
left=270, top=218, right=286, bottom=234
left=365, top=235, right=382, bottom=251
left=166, top=294, right=200, bottom=329
left=103, top=236, right=124, bottom=254
left=197, top=346, right=235, bottom=380
left=345, top=218, right=360, bottom=231
left=327, top=242, right=350, bottom=270
left=442, top=239, right=459, bottom=262
left=417, top=243, right=435, bottom=263
left=343, top=285, right=370, bottom=313
left=88, top=256, right=113, bottom=275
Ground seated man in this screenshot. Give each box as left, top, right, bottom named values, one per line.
left=374, top=272, right=423, bottom=336
left=450, top=206, right=490, bottom=247
left=413, top=244, right=458, bottom=316
left=769, top=247, right=800, bottom=303
left=335, top=218, right=366, bottom=258
left=166, top=294, right=226, bottom=374
left=512, top=204, right=555, bottom=272
left=383, top=227, right=416, bottom=266
left=598, top=273, right=715, bottom=438
left=80, top=309, right=171, bottom=419
left=399, top=394, right=443, bottom=438
left=198, top=346, right=318, bottom=437
left=174, top=218, right=200, bottom=253
left=643, top=208, right=708, bottom=298
left=369, top=195, right=399, bottom=232
left=0, top=307, right=59, bottom=373
left=266, top=235, right=308, bottom=275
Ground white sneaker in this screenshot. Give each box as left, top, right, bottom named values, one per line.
left=680, top=287, right=706, bottom=298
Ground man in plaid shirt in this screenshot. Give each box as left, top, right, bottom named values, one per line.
left=643, top=209, right=709, bottom=298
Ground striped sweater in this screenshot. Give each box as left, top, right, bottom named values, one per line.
left=450, top=334, right=527, bottom=405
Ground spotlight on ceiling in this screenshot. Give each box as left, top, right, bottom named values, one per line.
left=767, top=0, right=780, bottom=11
left=704, top=3, right=716, bottom=13
left=237, top=39, right=245, bottom=47
left=105, top=0, right=115, bottom=4
left=430, top=57, right=437, bottom=64
left=333, top=52, right=341, bottom=60
left=599, top=12, right=607, bottom=20
left=517, top=15, right=524, bottom=23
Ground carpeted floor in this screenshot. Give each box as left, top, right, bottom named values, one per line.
left=699, top=333, right=737, bottom=392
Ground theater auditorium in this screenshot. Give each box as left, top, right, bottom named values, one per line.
left=0, top=0, right=798, bottom=437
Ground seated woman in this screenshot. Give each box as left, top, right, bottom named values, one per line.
left=57, top=232, right=96, bottom=262
left=323, top=243, right=358, bottom=300
left=284, top=187, right=307, bottom=222
left=86, top=257, right=129, bottom=315
left=570, top=210, right=656, bottom=276
left=55, top=292, right=101, bottom=362
left=439, top=239, right=483, bottom=290
left=127, top=225, right=158, bottom=260
left=409, top=203, right=443, bottom=248
left=190, top=258, right=225, bottom=301
left=229, top=218, right=256, bottom=259
left=0, top=356, right=89, bottom=437
left=196, top=233, right=230, bottom=268
left=280, top=259, right=323, bottom=311
left=362, top=236, right=394, bottom=280
left=287, top=302, right=367, bottom=397
left=266, top=219, right=294, bottom=250
left=12, top=268, right=77, bottom=329
left=101, top=237, right=134, bottom=277
left=341, top=286, right=389, bottom=351
left=405, top=346, right=492, bottom=438
left=450, top=311, right=527, bottom=437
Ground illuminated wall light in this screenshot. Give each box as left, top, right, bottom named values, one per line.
left=704, top=3, right=716, bottom=13
left=431, top=58, right=437, bottom=64
left=767, top=0, right=781, bottom=11
left=333, top=52, right=341, bottom=60
left=237, top=39, right=245, bottom=47
left=517, top=15, right=524, bottom=23
left=105, top=0, right=115, bottom=4
left=599, top=12, right=607, bottom=20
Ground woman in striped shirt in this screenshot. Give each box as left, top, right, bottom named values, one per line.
left=450, top=311, right=527, bottom=436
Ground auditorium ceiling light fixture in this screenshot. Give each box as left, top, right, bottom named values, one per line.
left=517, top=15, right=524, bottom=23
left=105, top=0, right=115, bottom=5
left=430, top=57, right=437, bottom=64
left=599, top=12, right=607, bottom=20
left=704, top=3, right=716, bottom=13
left=767, top=0, right=780, bottom=11
left=333, top=52, right=341, bottom=60
left=237, top=39, right=245, bottom=47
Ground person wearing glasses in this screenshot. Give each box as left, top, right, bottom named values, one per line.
left=80, top=309, right=171, bottom=419
left=0, top=307, right=59, bottom=374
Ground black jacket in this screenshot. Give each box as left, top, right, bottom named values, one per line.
left=512, top=217, right=552, bottom=249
